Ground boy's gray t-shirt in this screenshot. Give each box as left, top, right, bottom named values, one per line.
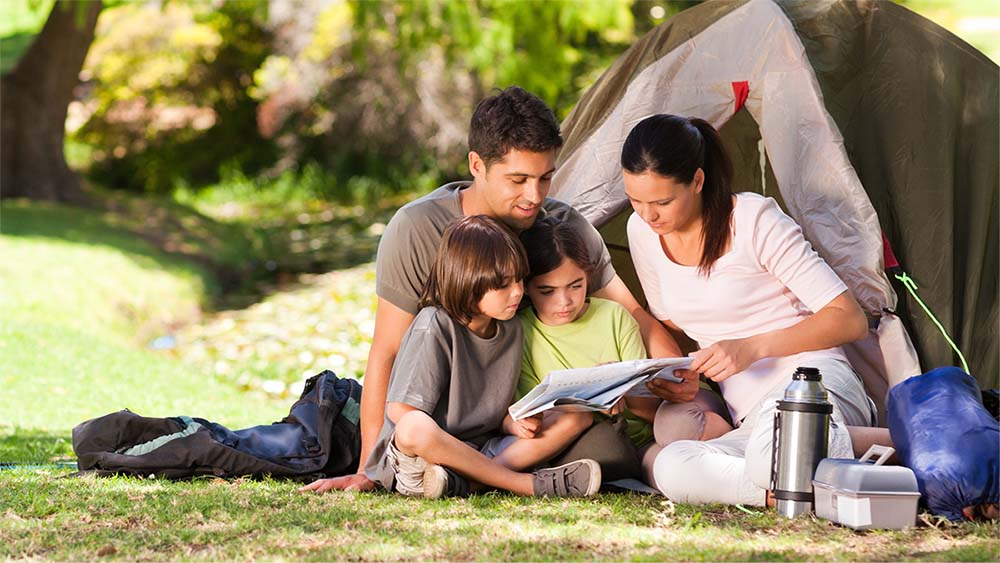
left=364, top=306, right=523, bottom=489
left=375, top=181, right=615, bottom=315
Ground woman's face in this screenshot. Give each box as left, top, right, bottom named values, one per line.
left=623, top=169, right=703, bottom=236
left=525, top=258, right=589, bottom=326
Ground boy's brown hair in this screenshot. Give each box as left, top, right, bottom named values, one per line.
left=419, top=215, right=529, bottom=325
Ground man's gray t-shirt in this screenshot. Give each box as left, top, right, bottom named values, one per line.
left=364, top=306, right=523, bottom=489
left=375, top=181, right=616, bottom=315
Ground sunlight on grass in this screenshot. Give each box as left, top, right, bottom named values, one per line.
left=1, top=474, right=996, bottom=561
left=0, top=200, right=287, bottom=442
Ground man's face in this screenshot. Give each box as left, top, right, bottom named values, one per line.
left=471, top=148, right=556, bottom=231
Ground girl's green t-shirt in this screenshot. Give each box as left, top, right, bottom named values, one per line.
left=517, top=297, right=653, bottom=446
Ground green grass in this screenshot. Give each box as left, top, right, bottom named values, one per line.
left=1, top=473, right=997, bottom=561
left=0, top=198, right=288, bottom=458
left=2, top=195, right=997, bottom=561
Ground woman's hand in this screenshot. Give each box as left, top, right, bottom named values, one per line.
left=690, top=337, right=762, bottom=382
left=644, top=368, right=699, bottom=402
left=503, top=413, right=543, bottom=439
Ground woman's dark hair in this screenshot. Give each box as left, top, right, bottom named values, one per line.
left=519, top=216, right=596, bottom=283
left=419, top=215, right=529, bottom=325
left=621, top=114, right=734, bottom=275
left=469, top=86, right=563, bottom=168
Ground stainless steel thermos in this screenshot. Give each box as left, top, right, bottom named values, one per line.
left=770, top=366, right=833, bottom=518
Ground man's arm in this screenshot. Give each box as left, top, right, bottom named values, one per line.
left=299, top=298, right=414, bottom=494
left=358, top=298, right=416, bottom=468
left=592, top=274, right=679, bottom=357
left=592, top=274, right=698, bottom=403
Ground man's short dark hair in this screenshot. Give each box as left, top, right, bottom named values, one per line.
left=468, top=86, right=563, bottom=168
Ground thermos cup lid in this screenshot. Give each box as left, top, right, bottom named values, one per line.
left=793, top=366, right=821, bottom=381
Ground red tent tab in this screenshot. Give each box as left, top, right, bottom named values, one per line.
left=882, top=232, right=900, bottom=270
left=732, top=81, right=749, bottom=114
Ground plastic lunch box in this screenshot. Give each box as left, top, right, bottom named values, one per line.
left=812, top=445, right=921, bottom=530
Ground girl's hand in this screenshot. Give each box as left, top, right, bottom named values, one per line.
left=504, top=413, right=543, bottom=439
left=690, top=337, right=762, bottom=382
left=602, top=398, right=626, bottom=416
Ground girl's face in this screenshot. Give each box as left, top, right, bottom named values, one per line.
left=623, top=169, right=703, bottom=236
left=525, top=258, right=589, bottom=326
left=475, top=278, right=525, bottom=323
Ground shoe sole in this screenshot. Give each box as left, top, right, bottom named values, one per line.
left=578, top=459, right=601, bottom=496
left=422, top=464, right=447, bottom=499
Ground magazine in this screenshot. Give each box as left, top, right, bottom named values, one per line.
left=508, top=357, right=694, bottom=420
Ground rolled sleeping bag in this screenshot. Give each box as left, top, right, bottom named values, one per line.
left=887, top=366, right=999, bottom=521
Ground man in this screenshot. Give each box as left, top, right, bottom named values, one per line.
left=301, top=86, right=696, bottom=493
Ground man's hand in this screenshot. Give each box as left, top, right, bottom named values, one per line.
left=503, top=413, right=543, bottom=439
left=690, top=337, right=761, bottom=382
left=644, top=368, right=699, bottom=402
left=298, top=473, right=376, bottom=494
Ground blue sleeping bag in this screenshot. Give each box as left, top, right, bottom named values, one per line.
left=887, top=367, right=999, bottom=521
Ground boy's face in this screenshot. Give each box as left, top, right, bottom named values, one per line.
left=476, top=278, right=525, bottom=322
left=469, top=148, right=556, bottom=231
left=525, top=258, right=589, bottom=326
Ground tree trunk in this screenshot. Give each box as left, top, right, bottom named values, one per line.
left=1, top=1, right=103, bottom=203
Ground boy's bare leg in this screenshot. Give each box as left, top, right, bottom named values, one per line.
left=492, top=411, right=593, bottom=471
left=394, top=410, right=534, bottom=495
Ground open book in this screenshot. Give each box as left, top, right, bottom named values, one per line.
left=508, top=357, right=693, bottom=420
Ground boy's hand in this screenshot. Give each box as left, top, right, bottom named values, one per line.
left=504, top=413, right=543, bottom=439
left=298, top=473, right=376, bottom=493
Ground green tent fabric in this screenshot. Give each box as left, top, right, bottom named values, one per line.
left=552, top=0, right=998, bottom=404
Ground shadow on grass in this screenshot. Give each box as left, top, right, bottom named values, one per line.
left=0, top=192, right=396, bottom=310
left=0, top=429, right=75, bottom=465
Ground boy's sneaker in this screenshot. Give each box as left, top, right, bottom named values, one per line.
left=532, top=459, right=601, bottom=497
left=422, top=464, right=469, bottom=499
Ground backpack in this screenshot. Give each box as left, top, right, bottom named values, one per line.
left=72, top=370, right=362, bottom=480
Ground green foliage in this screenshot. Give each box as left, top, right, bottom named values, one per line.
left=897, top=0, right=1000, bottom=63
left=74, top=1, right=274, bottom=193
left=352, top=0, right=636, bottom=120
left=0, top=0, right=53, bottom=74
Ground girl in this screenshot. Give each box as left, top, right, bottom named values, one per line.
left=503, top=216, right=731, bottom=484
left=621, top=114, right=876, bottom=505
left=346, top=215, right=600, bottom=498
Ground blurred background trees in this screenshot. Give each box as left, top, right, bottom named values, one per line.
left=1, top=0, right=682, bottom=203
left=1, top=1, right=102, bottom=202
left=1, top=0, right=996, bottom=204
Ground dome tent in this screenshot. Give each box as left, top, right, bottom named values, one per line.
left=551, top=0, right=998, bottom=415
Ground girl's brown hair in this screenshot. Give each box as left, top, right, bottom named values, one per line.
left=519, top=216, right=596, bottom=283
left=418, top=215, right=529, bottom=325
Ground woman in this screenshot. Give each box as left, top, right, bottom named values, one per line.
left=622, top=114, right=876, bottom=506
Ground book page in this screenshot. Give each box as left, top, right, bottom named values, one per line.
left=508, top=357, right=693, bottom=420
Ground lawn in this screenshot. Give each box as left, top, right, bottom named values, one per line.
left=1, top=195, right=997, bottom=561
